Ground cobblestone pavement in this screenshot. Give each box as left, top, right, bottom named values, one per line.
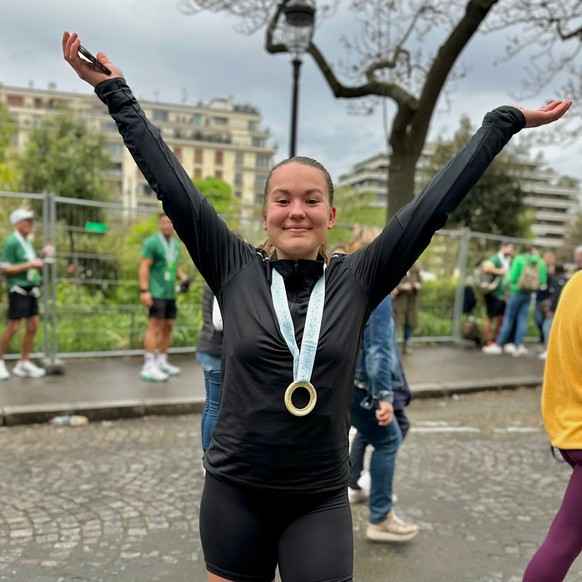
left=1, top=387, right=582, bottom=581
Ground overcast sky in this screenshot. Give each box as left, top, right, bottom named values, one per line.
left=0, top=0, right=580, bottom=185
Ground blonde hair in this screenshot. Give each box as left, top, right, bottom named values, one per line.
left=346, top=225, right=382, bottom=253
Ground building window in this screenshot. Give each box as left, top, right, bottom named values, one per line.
left=106, top=143, right=123, bottom=156
left=141, top=183, right=154, bottom=196
left=215, top=151, right=223, bottom=165
left=173, top=146, right=182, bottom=160
left=34, top=97, right=43, bottom=109
left=215, top=170, right=223, bottom=180
left=7, top=95, right=24, bottom=107
left=252, top=137, right=266, bottom=148
left=255, top=175, right=267, bottom=190
left=256, top=154, right=270, bottom=169
left=153, top=109, right=169, bottom=122
left=195, top=149, right=203, bottom=164
left=213, top=117, right=228, bottom=126
left=194, top=168, right=202, bottom=179
left=234, top=173, right=243, bottom=186
left=192, top=114, right=204, bottom=126
left=248, top=120, right=258, bottom=132
left=235, top=152, right=244, bottom=167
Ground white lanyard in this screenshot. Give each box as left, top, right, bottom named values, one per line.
left=271, top=265, right=326, bottom=416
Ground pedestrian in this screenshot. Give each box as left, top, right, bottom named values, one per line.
left=197, top=283, right=223, bottom=452
left=479, top=242, right=514, bottom=346
left=482, top=245, right=547, bottom=358
left=346, top=233, right=416, bottom=542
left=522, top=271, right=582, bottom=582
left=537, top=261, right=568, bottom=361
left=571, top=244, right=582, bottom=273
left=138, top=212, right=191, bottom=382
left=0, top=209, right=47, bottom=379
left=533, top=250, right=556, bottom=345
left=392, top=263, right=422, bottom=355
left=62, top=30, right=571, bottom=582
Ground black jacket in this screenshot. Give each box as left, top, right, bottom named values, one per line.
left=96, top=78, right=525, bottom=493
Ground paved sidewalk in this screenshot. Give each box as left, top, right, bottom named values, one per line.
left=0, top=343, right=546, bottom=426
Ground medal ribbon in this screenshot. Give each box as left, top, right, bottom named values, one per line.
left=271, top=266, right=326, bottom=383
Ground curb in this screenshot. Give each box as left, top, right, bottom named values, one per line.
left=0, top=377, right=543, bottom=427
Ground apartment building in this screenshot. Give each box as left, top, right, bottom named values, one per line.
left=337, top=149, right=581, bottom=247
left=0, top=83, right=276, bottom=209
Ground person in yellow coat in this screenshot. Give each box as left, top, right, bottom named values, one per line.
left=523, top=271, right=582, bottom=581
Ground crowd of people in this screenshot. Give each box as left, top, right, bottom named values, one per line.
left=0, top=29, right=576, bottom=582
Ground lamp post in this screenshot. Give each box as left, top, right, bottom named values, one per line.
left=282, top=0, right=316, bottom=158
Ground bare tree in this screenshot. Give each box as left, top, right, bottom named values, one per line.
left=180, top=0, right=576, bottom=221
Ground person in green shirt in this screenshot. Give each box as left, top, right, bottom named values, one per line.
left=483, top=245, right=547, bottom=357
left=139, top=213, right=190, bottom=382
left=0, top=209, right=47, bottom=380
left=481, top=242, right=514, bottom=345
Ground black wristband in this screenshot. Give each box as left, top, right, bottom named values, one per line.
left=139, top=289, right=149, bottom=293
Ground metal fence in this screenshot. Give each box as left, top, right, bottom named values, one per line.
left=0, top=191, right=575, bottom=361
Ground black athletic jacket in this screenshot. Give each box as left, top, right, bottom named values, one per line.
left=96, top=78, right=525, bottom=493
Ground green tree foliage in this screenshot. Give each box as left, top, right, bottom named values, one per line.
left=18, top=109, right=112, bottom=203
left=0, top=101, right=18, bottom=191
left=422, top=116, right=534, bottom=238
left=17, top=108, right=115, bottom=277
left=327, top=186, right=383, bottom=248
left=193, top=176, right=235, bottom=215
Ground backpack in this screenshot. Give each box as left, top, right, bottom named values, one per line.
left=517, top=259, right=540, bottom=292
left=473, top=262, right=500, bottom=294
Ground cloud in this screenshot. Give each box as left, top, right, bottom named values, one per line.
left=0, top=0, right=579, bottom=185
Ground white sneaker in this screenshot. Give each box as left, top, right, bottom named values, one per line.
left=503, top=343, right=517, bottom=355
left=12, top=360, right=46, bottom=378
left=482, top=343, right=502, bottom=355
left=159, top=360, right=181, bottom=376
left=538, top=351, right=547, bottom=360
left=348, top=487, right=369, bottom=505
left=512, top=345, right=529, bottom=358
left=140, top=364, right=169, bottom=382
left=0, top=360, right=9, bottom=380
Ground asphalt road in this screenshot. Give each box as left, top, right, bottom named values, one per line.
left=1, top=387, right=581, bottom=581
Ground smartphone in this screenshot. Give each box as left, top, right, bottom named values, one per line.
left=78, top=45, right=111, bottom=76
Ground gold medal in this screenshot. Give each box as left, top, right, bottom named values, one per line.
left=284, top=381, right=317, bottom=417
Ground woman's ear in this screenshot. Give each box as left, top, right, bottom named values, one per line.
left=327, top=206, right=337, bottom=229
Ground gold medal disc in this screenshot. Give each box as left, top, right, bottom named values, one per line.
left=284, top=381, right=317, bottom=416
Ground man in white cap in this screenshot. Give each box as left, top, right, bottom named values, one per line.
left=0, top=209, right=46, bottom=379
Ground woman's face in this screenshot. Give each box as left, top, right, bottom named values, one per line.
left=262, top=163, right=336, bottom=261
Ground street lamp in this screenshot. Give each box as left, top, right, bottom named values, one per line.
left=282, top=0, right=316, bottom=158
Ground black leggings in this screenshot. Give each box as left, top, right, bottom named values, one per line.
left=200, top=473, right=353, bottom=582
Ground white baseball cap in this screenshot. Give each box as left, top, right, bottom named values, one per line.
left=10, top=208, right=35, bottom=224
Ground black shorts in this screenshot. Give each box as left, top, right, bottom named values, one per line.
left=7, top=291, right=39, bottom=320
left=148, top=298, right=177, bottom=320
left=200, top=473, right=353, bottom=582
left=484, top=294, right=506, bottom=318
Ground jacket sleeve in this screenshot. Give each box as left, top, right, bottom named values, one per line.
left=344, top=106, right=526, bottom=309
left=94, top=78, right=254, bottom=294
left=359, top=299, right=395, bottom=403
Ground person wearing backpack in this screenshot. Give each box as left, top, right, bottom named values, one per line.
left=482, top=245, right=547, bottom=357
left=479, top=242, right=514, bottom=346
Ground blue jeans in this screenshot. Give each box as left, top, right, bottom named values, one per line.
left=350, top=388, right=402, bottom=524
left=496, top=291, right=532, bottom=348
left=196, top=352, right=221, bottom=452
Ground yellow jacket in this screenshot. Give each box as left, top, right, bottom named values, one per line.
left=542, top=271, right=582, bottom=449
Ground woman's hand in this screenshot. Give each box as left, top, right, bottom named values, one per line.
left=375, top=400, right=394, bottom=427
left=517, top=100, right=572, bottom=128
left=62, top=31, right=123, bottom=87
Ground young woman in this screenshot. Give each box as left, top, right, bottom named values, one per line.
left=523, top=271, right=582, bottom=581
left=62, top=31, right=571, bottom=582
